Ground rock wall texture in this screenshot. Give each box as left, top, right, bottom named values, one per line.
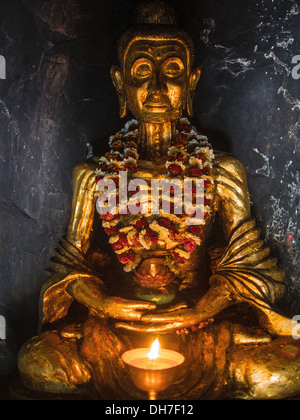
left=0, top=0, right=299, bottom=389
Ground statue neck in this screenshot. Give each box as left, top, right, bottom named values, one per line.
left=137, top=121, right=177, bottom=159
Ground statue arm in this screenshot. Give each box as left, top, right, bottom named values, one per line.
left=40, top=161, right=105, bottom=325
left=40, top=161, right=156, bottom=326
left=211, top=152, right=291, bottom=335
left=126, top=154, right=291, bottom=335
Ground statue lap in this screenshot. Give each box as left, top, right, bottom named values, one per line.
left=18, top=318, right=300, bottom=399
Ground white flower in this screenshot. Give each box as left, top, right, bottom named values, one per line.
left=102, top=218, right=120, bottom=228
left=119, top=226, right=134, bottom=234
left=165, top=160, right=186, bottom=170
left=124, top=119, right=138, bottom=132
left=124, top=255, right=142, bottom=272
left=196, top=146, right=214, bottom=160
left=122, top=157, right=138, bottom=166
left=189, top=157, right=203, bottom=169
left=185, top=232, right=201, bottom=245
left=149, top=221, right=179, bottom=249
left=174, top=248, right=191, bottom=260
left=139, top=230, right=151, bottom=250
left=189, top=139, right=199, bottom=145
left=167, top=146, right=187, bottom=157
left=196, top=134, right=208, bottom=142
left=99, top=156, right=109, bottom=163
left=126, top=228, right=138, bottom=246
left=109, top=234, right=120, bottom=244
left=95, top=168, right=106, bottom=177
left=124, top=148, right=139, bottom=159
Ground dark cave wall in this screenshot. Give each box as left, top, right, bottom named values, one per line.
left=0, top=0, right=299, bottom=384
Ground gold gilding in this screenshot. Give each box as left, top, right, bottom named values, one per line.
left=18, top=0, right=300, bottom=400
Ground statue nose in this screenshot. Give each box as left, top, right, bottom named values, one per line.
left=150, top=71, right=167, bottom=94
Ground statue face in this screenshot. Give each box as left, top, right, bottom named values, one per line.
left=125, top=40, right=189, bottom=123
left=116, top=39, right=193, bottom=123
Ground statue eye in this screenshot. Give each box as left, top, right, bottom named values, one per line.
left=132, top=59, right=153, bottom=79
left=162, top=58, right=184, bottom=78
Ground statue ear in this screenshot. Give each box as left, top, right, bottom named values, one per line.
left=186, top=67, right=201, bottom=117
left=111, top=65, right=127, bottom=118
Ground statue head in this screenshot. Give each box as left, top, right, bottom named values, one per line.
left=111, top=0, right=201, bottom=123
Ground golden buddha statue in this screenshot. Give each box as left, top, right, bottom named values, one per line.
left=18, top=1, right=300, bottom=400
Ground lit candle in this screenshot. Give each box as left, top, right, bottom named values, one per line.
left=125, top=339, right=183, bottom=370
left=123, top=338, right=185, bottom=369
left=122, top=339, right=185, bottom=399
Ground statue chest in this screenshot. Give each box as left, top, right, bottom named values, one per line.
left=98, top=159, right=216, bottom=275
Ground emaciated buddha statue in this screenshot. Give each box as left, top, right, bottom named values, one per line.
left=18, top=1, right=300, bottom=400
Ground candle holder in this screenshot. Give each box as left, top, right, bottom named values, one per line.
left=122, top=345, right=185, bottom=400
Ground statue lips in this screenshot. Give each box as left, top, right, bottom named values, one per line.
left=143, top=94, right=171, bottom=112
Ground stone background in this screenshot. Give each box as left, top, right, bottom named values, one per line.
left=0, top=0, right=299, bottom=395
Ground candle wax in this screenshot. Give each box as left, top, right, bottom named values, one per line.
left=131, top=357, right=178, bottom=370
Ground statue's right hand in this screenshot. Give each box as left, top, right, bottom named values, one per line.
left=95, top=296, right=157, bottom=322
left=68, top=277, right=156, bottom=322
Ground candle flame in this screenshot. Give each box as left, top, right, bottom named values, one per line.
left=147, top=338, right=160, bottom=360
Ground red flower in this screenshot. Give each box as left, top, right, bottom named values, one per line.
left=124, top=150, right=137, bottom=159
left=118, top=250, right=135, bottom=264
left=189, top=167, right=203, bottom=177
left=127, top=122, right=138, bottom=132
left=101, top=212, right=116, bottom=221
left=112, top=152, right=123, bottom=162
left=173, top=252, right=186, bottom=264
left=177, top=123, right=191, bottom=133
left=204, top=197, right=211, bottom=206
left=113, top=233, right=129, bottom=251
left=95, top=175, right=103, bottom=184
left=104, top=224, right=120, bottom=236
left=145, top=228, right=159, bottom=244
left=182, top=238, right=197, bottom=253
left=99, top=161, right=108, bottom=171
left=111, top=141, right=124, bottom=152
left=169, top=152, right=186, bottom=162
left=107, top=163, right=119, bottom=173
left=187, top=143, right=197, bottom=154
left=131, top=233, right=140, bottom=247
left=167, top=163, right=183, bottom=175
left=157, top=217, right=173, bottom=228
left=134, top=218, right=147, bottom=229
left=105, top=152, right=114, bottom=160
left=124, top=162, right=138, bottom=173
left=169, top=227, right=178, bottom=239
left=188, top=225, right=202, bottom=235
left=174, top=133, right=189, bottom=147
left=204, top=180, right=211, bottom=189
left=124, top=140, right=137, bottom=149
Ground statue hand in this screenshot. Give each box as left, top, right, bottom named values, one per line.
left=68, top=276, right=156, bottom=322
left=115, top=307, right=200, bottom=333
left=115, top=283, right=233, bottom=333
left=95, top=296, right=156, bottom=322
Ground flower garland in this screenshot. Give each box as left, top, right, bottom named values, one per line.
left=95, top=118, right=215, bottom=274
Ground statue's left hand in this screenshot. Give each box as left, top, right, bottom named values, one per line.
left=115, top=282, right=234, bottom=333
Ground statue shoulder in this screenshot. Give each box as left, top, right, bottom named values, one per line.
left=72, top=157, right=98, bottom=181
left=71, top=158, right=99, bottom=194
left=212, top=150, right=248, bottom=184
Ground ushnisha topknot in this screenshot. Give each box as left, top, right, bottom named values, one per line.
left=117, top=0, right=195, bottom=69
left=135, top=0, right=178, bottom=25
